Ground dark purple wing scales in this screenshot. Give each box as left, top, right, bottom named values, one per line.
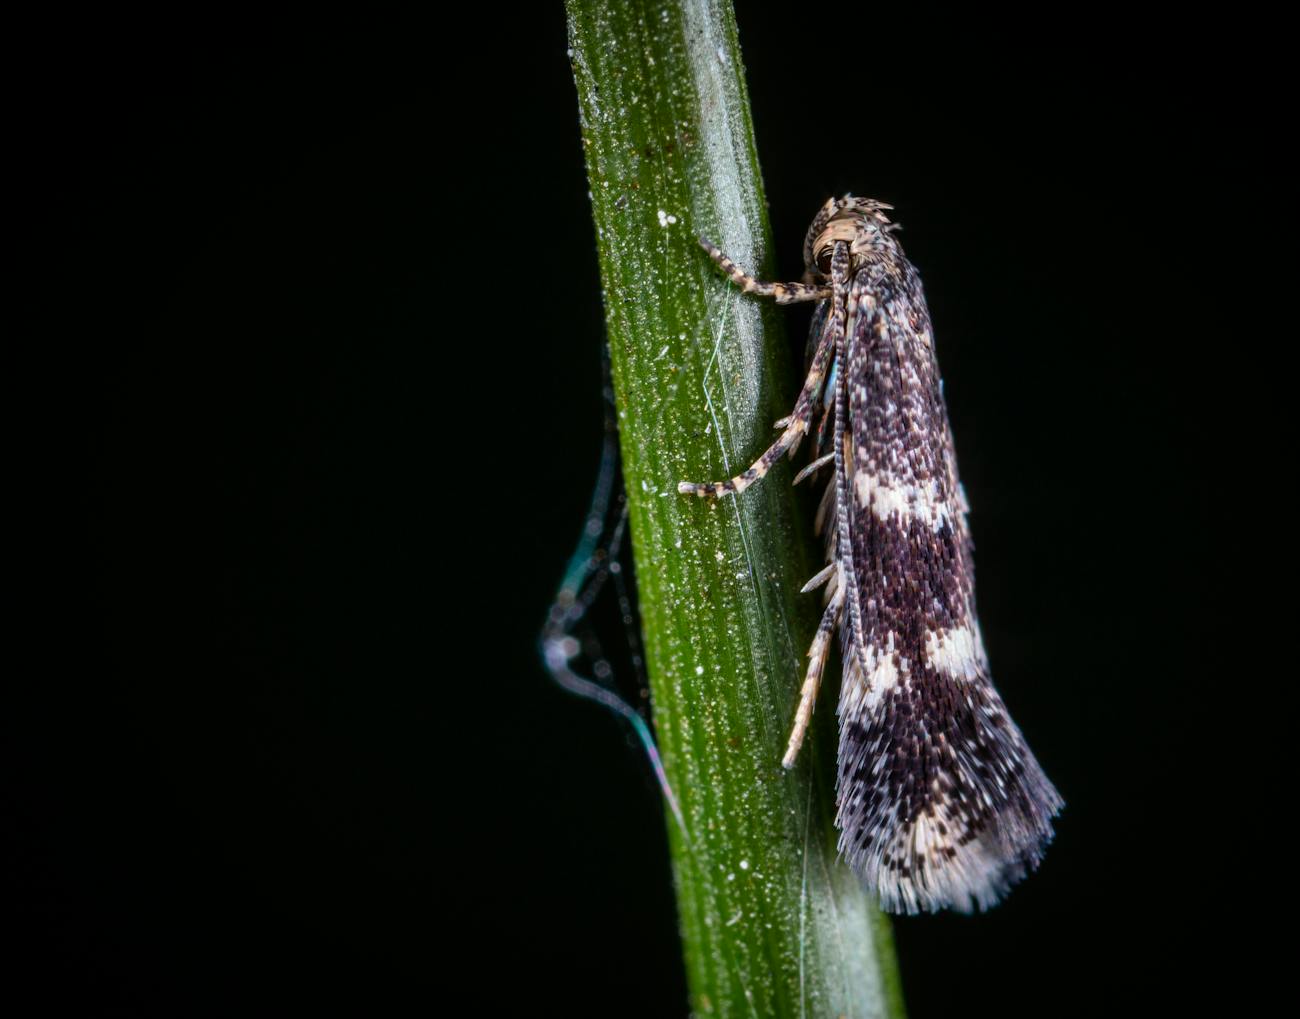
left=833, top=263, right=1062, bottom=913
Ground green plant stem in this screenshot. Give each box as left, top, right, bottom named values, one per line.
left=566, top=2, right=906, bottom=1016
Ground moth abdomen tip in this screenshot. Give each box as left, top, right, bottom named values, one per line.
left=837, top=735, right=1063, bottom=913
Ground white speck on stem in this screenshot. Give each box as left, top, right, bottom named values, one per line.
left=657, top=209, right=679, bottom=228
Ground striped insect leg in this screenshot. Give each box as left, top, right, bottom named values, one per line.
left=678, top=306, right=837, bottom=499
left=782, top=572, right=845, bottom=768
left=697, top=236, right=830, bottom=305
left=680, top=244, right=848, bottom=499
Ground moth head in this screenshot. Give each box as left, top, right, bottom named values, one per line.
left=805, top=196, right=901, bottom=278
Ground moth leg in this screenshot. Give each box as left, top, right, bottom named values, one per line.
left=677, top=356, right=831, bottom=498
left=799, top=561, right=836, bottom=593
left=782, top=576, right=845, bottom=769
left=813, top=472, right=836, bottom=536
left=678, top=426, right=800, bottom=498
left=698, top=236, right=830, bottom=305
left=793, top=452, right=834, bottom=486
left=678, top=295, right=838, bottom=499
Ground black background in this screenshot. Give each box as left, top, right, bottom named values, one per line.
left=13, top=7, right=1260, bottom=1016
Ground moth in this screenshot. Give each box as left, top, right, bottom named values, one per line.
left=679, top=196, right=1062, bottom=914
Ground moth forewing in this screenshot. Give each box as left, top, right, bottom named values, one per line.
left=679, top=196, right=1062, bottom=914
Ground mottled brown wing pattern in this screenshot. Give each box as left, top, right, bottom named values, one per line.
left=834, top=262, right=1061, bottom=913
